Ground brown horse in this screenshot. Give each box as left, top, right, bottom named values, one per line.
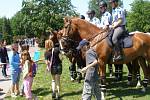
left=52, top=30, right=86, bottom=82
left=61, top=17, right=150, bottom=99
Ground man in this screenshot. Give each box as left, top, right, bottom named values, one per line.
left=109, top=0, right=126, bottom=61
left=76, top=39, right=101, bottom=100
left=86, top=10, right=101, bottom=28
left=99, top=1, right=112, bottom=30
left=80, top=15, right=85, bottom=20
left=0, top=40, right=9, bottom=78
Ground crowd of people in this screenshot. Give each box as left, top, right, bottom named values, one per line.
left=78, top=0, right=127, bottom=99
left=0, top=0, right=127, bottom=100
left=0, top=39, right=39, bottom=100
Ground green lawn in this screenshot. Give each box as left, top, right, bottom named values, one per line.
left=5, top=49, right=150, bottom=100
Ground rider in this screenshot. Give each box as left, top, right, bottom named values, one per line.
left=86, top=9, right=101, bottom=28
left=109, top=0, right=126, bottom=61
left=99, top=1, right=112, bottom=30
left=80, top=15, right=85, bottom=20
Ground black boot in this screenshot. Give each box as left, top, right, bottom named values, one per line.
left=113, top=43, right=123, bottom=62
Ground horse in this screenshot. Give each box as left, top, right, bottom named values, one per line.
left=61, top=17, right=150, bottom=99
left=52, top=30, right=86, bottom=83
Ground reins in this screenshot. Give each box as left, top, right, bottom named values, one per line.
left=90, top=30, right=110, bottom=47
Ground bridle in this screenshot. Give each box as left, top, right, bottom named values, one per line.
left=62, top=18, right=110, bottom=48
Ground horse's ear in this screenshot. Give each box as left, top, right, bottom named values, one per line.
left=63, top=17, right=69, bottom=23
left=63, top=17, right=71, bottom=23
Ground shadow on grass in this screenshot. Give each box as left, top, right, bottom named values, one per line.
left=106, top=79, right=150, bottom=99
left=60, top=90, right=82, bottom=98
left=32, top=87, right=51, bottom=96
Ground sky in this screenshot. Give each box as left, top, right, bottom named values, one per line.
left=0, top=0, right=136, bottom=18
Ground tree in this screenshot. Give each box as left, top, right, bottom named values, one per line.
left=126, top=0, right=150, bottom=32
left=2, top=17, right=12, bottom=35
left=11, top=11, right=25, bottom=36
left=21, top=0, right=77, bottom=37
left=20, top=0, right=77, bottom=47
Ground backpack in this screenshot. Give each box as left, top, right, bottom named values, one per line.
left=29, top=61, right=37, bottom=77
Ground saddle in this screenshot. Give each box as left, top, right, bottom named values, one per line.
left=107, top=30, right=133, bottom=48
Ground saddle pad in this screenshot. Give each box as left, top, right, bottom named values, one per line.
left=107, top=32, right=133, bottom=48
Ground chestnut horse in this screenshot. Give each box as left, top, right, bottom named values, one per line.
left=52, top=30, right=86, bottom=82
left=61, top=17, right=150, bottom=99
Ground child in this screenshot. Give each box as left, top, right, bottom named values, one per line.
left=21, top=50, right=33, bottom=100
left=10, top=43, right=21, bottom=97
left=76, top=39, right=101, bottom=100
left=45, top=36, right=62, bottom=99
left=19, top=44, right=30, bottom=96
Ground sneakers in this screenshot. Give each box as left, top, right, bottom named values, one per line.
left=19, top=92, right=23, bottom=96
left=11, top=93, right=17, bottom=98
left=52, top=92, right=56, bottom=99
left=56, top=93, right=60, bottom=100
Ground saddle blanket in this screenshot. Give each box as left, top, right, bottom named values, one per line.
left=107, top=32, right=133, bottom=48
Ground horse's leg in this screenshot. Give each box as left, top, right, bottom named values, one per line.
left=114, top=64, right=119, bottom=81
left=118, top=64, right=123, bottom=81
left=76, top=55, right=85, bottom=83
left=138, top=57, right=149, bottom=92
left=126, top=62, right=133, bottom=85
left=148, top=62, right=150, bottom=80
left=108, top=64, right=113, bottom=78
left=98, top=60, right=106, bottom=100
left=69, top=58, right=77, bottom=81
left=132, top=59, right=141, bottom=88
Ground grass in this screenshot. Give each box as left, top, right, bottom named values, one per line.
left=5, top=49, right=150, bottom=100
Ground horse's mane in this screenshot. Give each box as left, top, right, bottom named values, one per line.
left=71, top=18, right=105, bottom=34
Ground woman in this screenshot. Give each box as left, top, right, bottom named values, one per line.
left=44, top=34, right=62, bottom=99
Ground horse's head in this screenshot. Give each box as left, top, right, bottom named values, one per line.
left=62, top=17, right=77, bottom=38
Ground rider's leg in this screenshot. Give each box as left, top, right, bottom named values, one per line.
left=112, top=26, right=124, bottom=61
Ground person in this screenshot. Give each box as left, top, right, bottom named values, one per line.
left=19, top=44, right=30, bottom=96
left=0, top=40, right=9, bottom=78
left=109, top=0, right=126, bottom=61
left=80, top=15, right=85, bottom=20
left=10, top=43, right=21, bottom=97
left=76, top=39, right=101, bottom=100
left=99, top=1, right=112, bottom=30
left=21, top=50, right=33, bottom=100
left=44, top=34, right=62, bottom=99
left=86, top=9, right=101, bottom=28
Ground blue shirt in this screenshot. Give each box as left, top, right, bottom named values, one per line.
left=10, top=51, right=20, bottom=71
left=112, top=7, right=126, bottom=25
left=100, top=11, right=112, bottom=29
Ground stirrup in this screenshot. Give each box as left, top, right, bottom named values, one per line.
left=113, top=55, right=123, bottom=62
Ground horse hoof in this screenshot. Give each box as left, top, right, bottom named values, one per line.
left=101, top=91, right=105, bottom=100
left=136, top=81, right=141, bottom=88
left=141, top=87, right=146, bottom=93
left=71, top=77, right=75, bottom=82
left=127, top=81, right=132, bottom=86
left=109, top=74, right=113, bottom=78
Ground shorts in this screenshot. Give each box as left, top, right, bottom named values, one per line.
left=51, top=64, right=62, bottom=75
left=11, top=70, right=21, bottom=85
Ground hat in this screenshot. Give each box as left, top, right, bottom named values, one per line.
left=99, top=1, right=107, bottom=8
left=76, top=39, right=89, bottom=50
left=109, top=0, right=118, bottom=3
left=80, top=15, right=85, bottom=19
left=87, top=10, right=95, bottom=15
